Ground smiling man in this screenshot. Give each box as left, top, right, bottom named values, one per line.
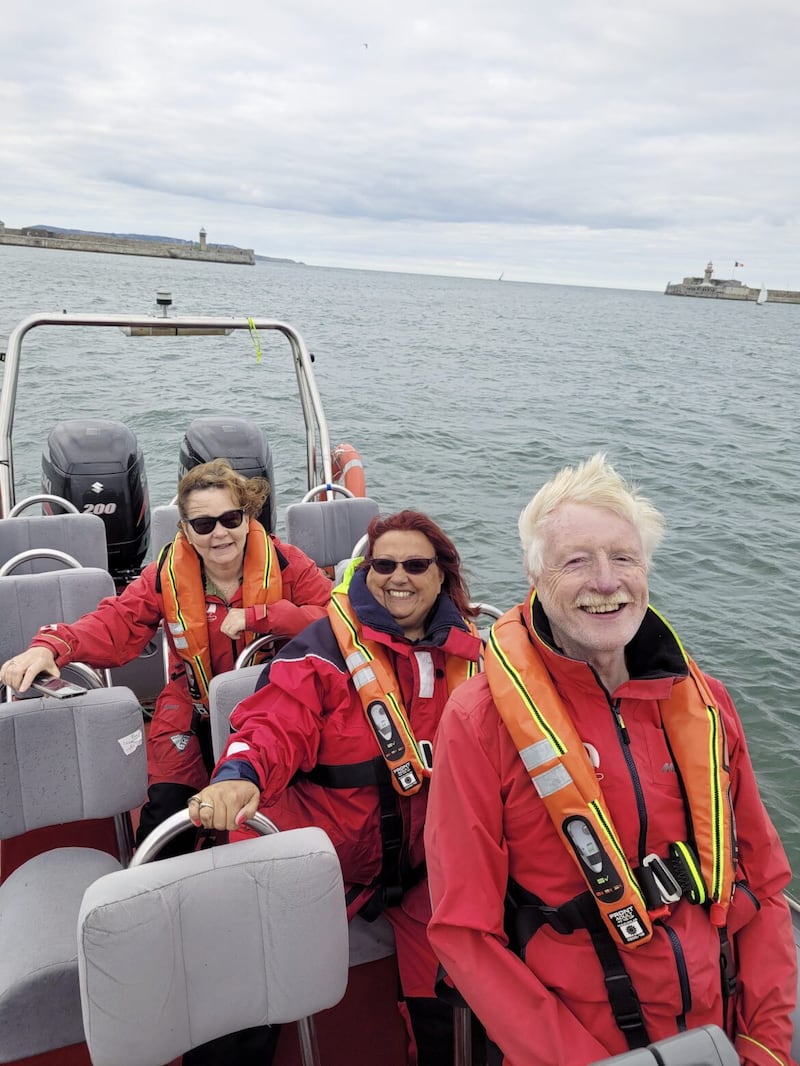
left=425, top=453, right=797, bottom=1066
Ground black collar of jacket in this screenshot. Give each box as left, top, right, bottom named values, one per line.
left=531, top=597, right=689, bottom=681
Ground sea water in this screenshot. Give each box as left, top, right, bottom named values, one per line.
left=1, top=244, right=798, bottom=892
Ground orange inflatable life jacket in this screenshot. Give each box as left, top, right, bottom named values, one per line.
left=328, top=561, right=479, bottom=796
left=485, top=593, right=736, bottom=949
left=159, top=519, right=282, bottom=709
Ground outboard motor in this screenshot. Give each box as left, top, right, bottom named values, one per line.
left=178, top=417, right=276, bottom=533
left=41, top=419, right=151, bottom=586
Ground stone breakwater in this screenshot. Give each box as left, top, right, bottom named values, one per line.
left=0, top=227, right=255, bottom=265
left=665, top=279, right=800, bottom=304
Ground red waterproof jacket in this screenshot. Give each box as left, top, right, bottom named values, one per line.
left=425, top=601, right=797, bottom=1066
left=30, top=533, right=332, bottom=692
left=214, top=568, right=482, bottom=901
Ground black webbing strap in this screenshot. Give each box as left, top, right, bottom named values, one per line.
left=304, top=757, right=384, bottom=789
left=505, top=879, right=651, bottom=1050
left=372, top=767, right=405, bottom=909
left=718, top=926, right=738, bottom=1037
left=301, top=757, right=424, bottom=918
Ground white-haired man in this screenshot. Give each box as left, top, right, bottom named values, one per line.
left=425, top=453, right=796, bottom=1066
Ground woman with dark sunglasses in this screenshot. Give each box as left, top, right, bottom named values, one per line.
left=187, top=510, right=484, bottom=1066
left=0, top=458, right=333, bottom=852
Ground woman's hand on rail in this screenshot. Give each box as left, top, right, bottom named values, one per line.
left=0, top=647, right=59, bottom=693
left=188, top=780, right=261, bottom=831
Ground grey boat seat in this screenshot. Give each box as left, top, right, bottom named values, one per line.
left=78, top=825, right=348, bottom=1066
left=284, top=496, right=379, bottom=576
left=0, top=510, right=108, bottom=574
left=208, top=666, right=397, bottom=969
left=149, top=502, right=180, bottom=558
left=590, top=1024, right=738, bottom=1066
left=0, top=686, right=147, bottom=1062
left=0, top=566, right=117, bottom=696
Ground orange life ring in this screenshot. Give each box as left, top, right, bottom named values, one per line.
left=331, top=443, right=367, bottom=497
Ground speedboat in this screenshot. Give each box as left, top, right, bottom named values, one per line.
left=0, top=302, right=797, bottom=1066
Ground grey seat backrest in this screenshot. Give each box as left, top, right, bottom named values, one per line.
left=208, top=664, right=265, bottom=761
left=0, top=688, right=146, bottom=1062
left=0, top=512, right=108, bottom=573
left=78, top=826, right=349, bottom=1066
left=0, top=686, right=147, bottom=838
left=590, top=1025, right=739, bottom=1066
left=284, top=497, right=379, bottom=569
left=0, top=566, right=116, bottom=658
left=149, top=504, right=180, bottom=558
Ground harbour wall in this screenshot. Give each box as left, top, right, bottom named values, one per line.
left=665, top=282, right=800, bottom=304
left=0, top=226, right=255, bottom=265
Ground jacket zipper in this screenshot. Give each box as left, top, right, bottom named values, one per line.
left=659, top=920, right=692, bottom=1030
left=610, top=696, right=649, bottom=860
left=612, top=697, right=693, bottom=1029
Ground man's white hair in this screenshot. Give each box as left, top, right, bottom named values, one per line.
left=518, top=453, right=665, bottom=582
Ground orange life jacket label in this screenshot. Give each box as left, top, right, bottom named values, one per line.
left=485, top=594, right=735, bottom=949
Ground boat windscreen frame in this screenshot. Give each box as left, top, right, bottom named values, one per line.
left=0, top=312, right=335, bottom=517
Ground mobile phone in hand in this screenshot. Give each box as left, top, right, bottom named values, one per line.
left=31, top=674, right=88, bottom=699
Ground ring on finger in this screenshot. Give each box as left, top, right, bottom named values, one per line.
left=197, top=801, right=215, bottom=811
left=188, top=795, right=202, bottom=805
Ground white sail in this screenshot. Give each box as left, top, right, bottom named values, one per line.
left=757, top=284, right=768, bottom=305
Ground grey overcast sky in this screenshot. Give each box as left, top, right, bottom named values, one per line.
left=2, top=0, right=798, bottom=290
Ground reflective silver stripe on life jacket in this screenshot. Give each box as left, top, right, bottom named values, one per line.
left=345, top=651, right=367, bottom=672
left=345, top=651, right=379, bottom=690
left=520, top=737, right=558, bottom=771
left=532, top=764, right=572, bottom=798
left=352, top=666, right=377, bottom=690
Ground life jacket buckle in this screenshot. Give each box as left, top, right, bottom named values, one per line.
left=642, top=853, right=682, bottom=904
left=418, top=739, right=434, bottom=771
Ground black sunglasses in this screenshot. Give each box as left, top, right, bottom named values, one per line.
left=369, top=556, right=438, bottom=576
left=185, top=508, right=245, bottom=535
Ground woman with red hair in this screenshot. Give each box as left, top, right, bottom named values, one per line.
left=189, top=510, right=483, bottom=1065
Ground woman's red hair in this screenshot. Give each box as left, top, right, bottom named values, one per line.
left=364, top=510, right=476, bottom=619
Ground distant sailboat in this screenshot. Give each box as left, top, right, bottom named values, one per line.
left=498, top=272, right=504, bottom=281
left=757, top=284, right=768, bottom=306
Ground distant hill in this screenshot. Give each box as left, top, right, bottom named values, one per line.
left=255, top=254, right=305, bottom=265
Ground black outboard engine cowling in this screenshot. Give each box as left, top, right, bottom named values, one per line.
left=42, top=419, right=151, bottom=585
left=178, top=417, right=276, bottom=533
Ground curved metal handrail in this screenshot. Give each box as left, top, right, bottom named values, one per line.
left=1, top=313, right=333, bottom=515
left=2, top=661, right=110, bottom=703
left=301, top=483, right=355, bottom=503
left=234, top=634, right=280, bottom=671
left=0, top=547, right=83, bottom=576
left=131, top=808, right=279, bottom=866
left=7, top=494, right=79, bottom=516
left=61, top=661, right=111, bottom=689
left=350, top=534, right=368, bottom=560
left=470, top=601, right=504, bottom=620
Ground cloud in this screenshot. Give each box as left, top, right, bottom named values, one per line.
left=2, top=0, right=799, bottom=289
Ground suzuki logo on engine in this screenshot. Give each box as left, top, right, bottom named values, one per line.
left=91, top=482, right=104, bottom=494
